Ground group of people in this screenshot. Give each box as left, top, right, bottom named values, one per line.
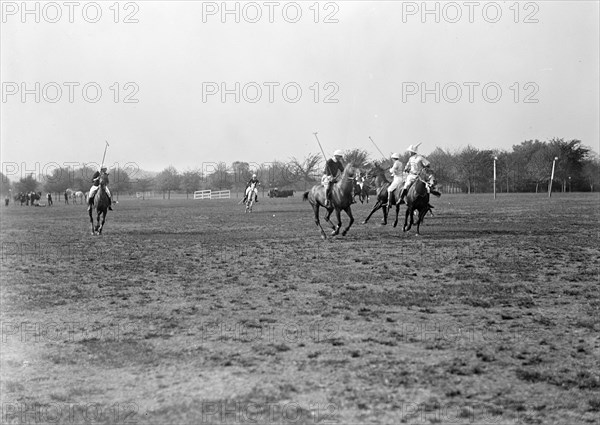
left=240, top=143, right=435, bottom=209
left=386, top=142, right=433, bottom=208
left=321, top=143, right=435, bottom=209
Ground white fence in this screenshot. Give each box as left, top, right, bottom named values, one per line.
left=193, top=190, right=212, bottom=200
left=193, top=190, right=231, bottom=200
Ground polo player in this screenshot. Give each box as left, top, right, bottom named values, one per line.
left=386, top=153, right=404, bottom=209
left=399, top=143, right=431, bottom=205
left=243, top=173, right=260, bottom=203
left=87, top=167, right=113, bottom=211
left=321, top=150, right=346, bottom=208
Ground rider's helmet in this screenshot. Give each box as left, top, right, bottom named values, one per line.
left=333, top=149, right=343, bottom=157
left=391, top=153, right=400, bottom=160
left=406, top=142, right=422, bottom=154
left=252, top=173, right=257, bottom=178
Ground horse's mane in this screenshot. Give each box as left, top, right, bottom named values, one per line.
left=341, top=165, right=355, bottom=179
left=366, top=161, right=390, bottom=183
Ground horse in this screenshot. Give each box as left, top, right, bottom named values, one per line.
left=245, top=182, right=257, bottom=213
left=362, top=162, right=397, bottom=226
left=89, top=175, right=110, bottom=235
left=403, top=167, right=438, bottom=235
left=65, top=188, right=74, bottom=204
left=73, top=191, right=85, bottom=204
left=302, top=166, right=356, bottom=240
left=353, top=172, right=370, bottom=204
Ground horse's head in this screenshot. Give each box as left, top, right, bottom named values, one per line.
left=365, top=162, right=386, bottom=183
left=99, top=174, right=108, bottom=187
left=420, top=167, right=437, bottom=187
left=341, top=165, right=356, bottom=181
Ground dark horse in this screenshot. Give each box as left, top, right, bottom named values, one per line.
left=362, top=162, right=403, bottom=226
left=403, top=167, right=438, bottom=235
left=89, top=175, right=110, bottom=235
left=303, top=166, right=356, bottom=240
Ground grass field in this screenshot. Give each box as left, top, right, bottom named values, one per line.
left=1, top=192, right=599, bottom=424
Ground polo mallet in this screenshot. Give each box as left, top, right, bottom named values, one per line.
left=313, top=132, right=328, bottom=162
left=100, top=141, right=109, bottom=169
left=368, top=136, right=388, bottom=161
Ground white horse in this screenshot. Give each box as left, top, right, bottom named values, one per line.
left=245, top=182, right=257, bottom=213
left=73, top=191, right=85, bottom=204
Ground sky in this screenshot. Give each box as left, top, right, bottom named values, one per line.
left=1, top=0, right=599, bottom=175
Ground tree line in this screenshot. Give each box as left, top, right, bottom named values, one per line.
left=1, top=138, right=598, bottom=199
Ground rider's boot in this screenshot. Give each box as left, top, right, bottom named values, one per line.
left=398, top=188, right=408, bottom=205
left=325, top=186, right=332, bottom=208
left=87, top=196, right=94, bottom=211
left=386, top=191, right=394, bottom=209
left=108, top=196, right=113, bottom=210
left=255, top=194, right=258, bottom=203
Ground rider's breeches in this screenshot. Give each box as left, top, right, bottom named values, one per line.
left=402, top=174, right=418, bottom=190
left=245, top=187, right=257, bottom=198
left=89, top=185, right=111, bottom=199
left=322, top=175, right=335, bottom=198
left=388, top=176, right=403, bottom=193
left=321, top=175, right=333, bottom=187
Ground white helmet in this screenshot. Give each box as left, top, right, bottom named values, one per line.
left=406, top=142, right=422, bottom=154
left=391, top=152, right=400, bottom=160
left=333, top=149, right=344, bottom=156
left=252, top=173, right=257, bottom=178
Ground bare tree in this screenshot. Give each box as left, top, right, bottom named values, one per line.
left=581, top=156, right=600, bottom=192
left=156, top=166, right=181, bottom=199
left=343, top=149, right=370, bottom=169
left=181, top=169, right=202, bottom=199
left=134, top=177, right=154, bottom=199
left=289, top=153, right=321, bottom=189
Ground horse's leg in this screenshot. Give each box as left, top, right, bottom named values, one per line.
left=403, top=207, right=413, bottom=232
left=95, top=211, right=101, bottom=233
left=393, top=204, right=401, bottom=228
left=362, top=200, right=383, bottom=224
left=331, top=208, right=342, bottom=236
left=323, top=207, right=337, bottom=230
left=342, top=207, right=354, bottom=236
left=416, top=208, right=426, bottom=235
left=100, top=211, right=106, bottom=234
left=312, top=203, right=327, bottom=240
left=89, top=209, right=95, bottom=235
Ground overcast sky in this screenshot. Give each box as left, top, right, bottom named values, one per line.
left=1, top=1, right=598, bottom=173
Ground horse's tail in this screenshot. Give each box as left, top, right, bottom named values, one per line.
left=302, top=191, right=309, bottom=202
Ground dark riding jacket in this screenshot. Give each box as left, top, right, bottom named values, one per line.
left=92, top=171, right=109, bottom=187
left=324, top=159, right=344, bottom=178
left=246, top=177, right=259, bottom=188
